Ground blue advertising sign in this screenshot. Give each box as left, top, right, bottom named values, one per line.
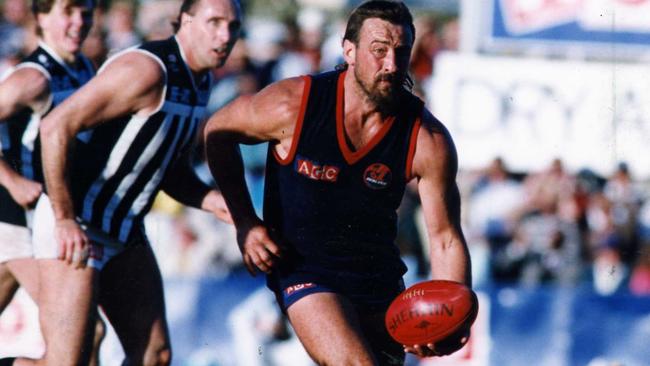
left=486, top=0, right=650, bottom=55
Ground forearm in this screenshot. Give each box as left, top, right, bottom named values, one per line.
left=161, top=160, right=213, bottom=210
left=429, top=231, right=472, bottom=286
left=205, top=132, right=258, bottom=227
left=0, top=158, right=19, bottom=187
left=40, top=123, right=76, bottom=220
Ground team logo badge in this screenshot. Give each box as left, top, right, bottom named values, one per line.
left=364, top=163, right=392, bottom=189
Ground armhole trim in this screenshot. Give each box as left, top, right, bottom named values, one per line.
left=13, top=62, right=53, bottom=115
left=98, top=48, right=168, bottom=118
left=273, top=75, right=312, bottom=165
left=405, top=113, right=423, bottom=181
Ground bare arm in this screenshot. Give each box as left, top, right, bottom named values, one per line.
left=40, top=52, right=165, bottom=221
left=404, top=109, right=473, bottom=356
left=39, top=52, right=164, bottom=266
left=160, top=148, right=231, bottom=223
left=0, top=67, right=50, bottom=120
left=0, top=159, right=42, bottom=207
left=204, top=76, right=306, bottom=274
left=0, top=67, right=50, bottom=206
left=413, top=110, right=471, bottom=286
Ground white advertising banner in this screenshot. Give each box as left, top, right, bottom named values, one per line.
left=579, top=0, right=650, bottom=32
left=430, top=52, right=650, bottom=177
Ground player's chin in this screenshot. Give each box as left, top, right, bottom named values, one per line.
left=64, top=39, right=83, bottom=53
left=206, top=56, right=226, bottom=69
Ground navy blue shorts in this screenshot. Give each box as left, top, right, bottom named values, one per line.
left=268, top=270, right=405, bottom=313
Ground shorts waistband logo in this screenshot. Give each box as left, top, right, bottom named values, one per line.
left=284, top=282, right=316, bottom=296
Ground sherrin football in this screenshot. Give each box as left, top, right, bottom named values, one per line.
left=385, top=280, right=478, bottom=345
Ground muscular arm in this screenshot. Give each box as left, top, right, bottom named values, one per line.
left=0, top=67, right=50, bottom=120
left=160, top=148, right=231, bottom=223
left=204, top=76, right=306, bottom=274
left=204, top=76, right=305, bottom=226
left=412, top=110, right=471, bottom=286
left=0, top=67, right=50, bottom=206
left=39, top=52, right=165, bottom=221
left=38, top=52, right=164, bottom=266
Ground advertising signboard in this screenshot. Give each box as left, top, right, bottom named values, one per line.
left=481, top=0, right=650, bottom=57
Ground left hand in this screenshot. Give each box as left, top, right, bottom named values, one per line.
left=403, top=326, right=471, bottom=358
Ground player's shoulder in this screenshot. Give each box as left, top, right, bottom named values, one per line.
left=413, top=107, right=457, bottom=171
left=269, top=75, right=312, bottom=96
left=418, top=108, right=453, bottom=146
left=97, top=48, right=166, bottom=88
left=0, top=64, right=50, bottom=106
left=252, top=76, right=309, bottom=114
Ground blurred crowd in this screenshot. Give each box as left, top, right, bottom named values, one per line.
left=458, top=158, right=650, bottom=296
left=2, top=0, right=647, bottom=299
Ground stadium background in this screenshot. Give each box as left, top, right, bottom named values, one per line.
left=1, top=0, right=650, bottom=365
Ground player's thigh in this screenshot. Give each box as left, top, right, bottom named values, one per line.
left=38, top=258, right=99, bottom=366
left=5, top=258, right=39, bottom=302
left=99, top=244, right=170, bottom=363
left=358, top=309, right=404, bottom=366
left=287, top=292, right=376, bottom=366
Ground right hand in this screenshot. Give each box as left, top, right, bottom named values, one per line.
left=5, top=175, right=42, bottom=208
left=55, top=218, right=91, bottom=269
left=237, top=223, right=282, bottom=276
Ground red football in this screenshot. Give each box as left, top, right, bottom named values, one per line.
left=385, top=280, right=478, bottom=345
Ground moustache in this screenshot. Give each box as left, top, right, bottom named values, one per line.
left=376, top=73, right=406, bottom=85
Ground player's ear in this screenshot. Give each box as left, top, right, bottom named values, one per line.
left=180, top=11, right=193, bottom=28
left=342, top=39, right=356, bottom=66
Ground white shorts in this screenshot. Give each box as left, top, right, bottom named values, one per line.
left=0, top=221, right=32, bottom=263
left=32, top=194, right=126, bottom=271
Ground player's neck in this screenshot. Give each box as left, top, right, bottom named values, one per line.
left=343, top=73, right=392, bottom=124
left=175, top=34, right=208, bottom=82
left=342, top=76, right=394, bottom=149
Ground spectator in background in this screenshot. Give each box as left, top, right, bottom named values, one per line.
left=603, top=162, right=642, bottom=263
left=0, top=0, right=36, bottom=73
left=469, top=158, right=524, bottom=253
left=270, top=8, right=325, bottom=81
left=80, top=3, right=109, bottom=68
left=319, top=18, right=345, bottom=71
left=439, top=17, right=459, bottom=51
left=522, top=158, right=577, bottom=221
left=137, top=0, right=179, bottom=41
left=410, top=16, right=438, bottom=85
left=106, top=0, right=141, bottom=54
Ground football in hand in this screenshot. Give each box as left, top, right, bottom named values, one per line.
left=385, top=280, right=478, bottom=346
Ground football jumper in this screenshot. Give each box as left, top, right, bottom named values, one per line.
left=264, top=70, right=423, bottom=309
left=0, top=42, right=95, bottom=227
left=70, top=36, right=210, bottom=244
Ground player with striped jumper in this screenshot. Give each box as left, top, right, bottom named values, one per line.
left=0, top=0, right=95, bottom=316
left=21, top=0, right=240, bottom=365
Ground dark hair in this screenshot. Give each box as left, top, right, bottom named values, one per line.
left=31, top=0, right=95, bottom=15
left=343, top=0, right=415, bottom=45
left=32, top=0, right=96, bottom=36
left=172, top=0, right=201, bottom=33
